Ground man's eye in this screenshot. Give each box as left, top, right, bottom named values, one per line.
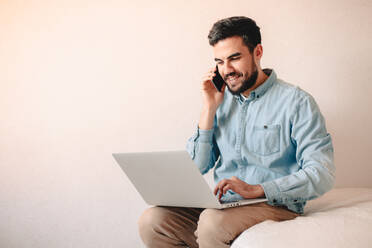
left=231, top=57, right=240, bottom=60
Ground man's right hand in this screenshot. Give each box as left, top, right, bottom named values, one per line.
left=201, top=67, right=226, bottom=111
left=198, top=67, right=226, bottom=130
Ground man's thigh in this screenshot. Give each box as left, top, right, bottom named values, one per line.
left=138, top=206, right=204, bottom=248
left=196, top=203, right=299, bottom=246
left=200, top=202, right=299, bottom=228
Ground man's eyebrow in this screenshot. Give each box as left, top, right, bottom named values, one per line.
left=227, top=52, right=241, bottom=59
left=214, top=52, right=242, bottom=62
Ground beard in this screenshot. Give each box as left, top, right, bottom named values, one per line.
left=224, top=64, right=258, bottom=96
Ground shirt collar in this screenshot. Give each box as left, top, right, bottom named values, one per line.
left=234, top=68, right=276, bottom=102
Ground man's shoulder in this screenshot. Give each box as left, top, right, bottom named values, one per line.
left=273, top=78, right=314, bottom=104
left=273, top=78, right=298, bottom=94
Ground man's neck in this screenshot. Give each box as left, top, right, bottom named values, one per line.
left=241, top=69, right=268, bottom=97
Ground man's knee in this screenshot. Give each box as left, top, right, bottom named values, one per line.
left=138, top=207, right=168, bottom=241
left=196, top=209, right=229, bottom=242
left=198, top=209, right=225, bottom=229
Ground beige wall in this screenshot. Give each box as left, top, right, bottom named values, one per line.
left=1, top=0, right=371, bottom=247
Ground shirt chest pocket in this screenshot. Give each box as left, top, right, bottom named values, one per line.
left=247, top=124, right=281, bottom=156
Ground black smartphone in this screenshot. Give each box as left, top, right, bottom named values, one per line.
left=212, top=66, right=225, bottom=92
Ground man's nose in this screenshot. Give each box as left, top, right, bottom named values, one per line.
left=222, top=63, right=235, bottom=77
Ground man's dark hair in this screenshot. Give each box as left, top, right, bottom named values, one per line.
left=208, top=16, right=261, bottom=53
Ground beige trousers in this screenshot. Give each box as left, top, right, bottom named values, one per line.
left=138, top=202, right=299, bottom=248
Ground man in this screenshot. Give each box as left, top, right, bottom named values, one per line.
left=138, top=16, right=335, bottom=248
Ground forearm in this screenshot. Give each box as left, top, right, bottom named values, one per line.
left=198, top=107, right=217, bottom=130
left=261, top=160, right=335, bottom=205
left=188, top=67, right=224, bottom=173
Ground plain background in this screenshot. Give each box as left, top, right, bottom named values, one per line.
left=1, top=0, right=372, bottom=247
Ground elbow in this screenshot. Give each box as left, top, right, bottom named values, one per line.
left=308, top=164, right=335, bottom=198
left=321, top=169, right=335, bottom=195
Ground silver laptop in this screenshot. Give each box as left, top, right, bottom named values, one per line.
left=112, top=150, right=267, bottom=209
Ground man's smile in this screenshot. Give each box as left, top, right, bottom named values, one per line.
left=225, top=73, right=242, bottom=85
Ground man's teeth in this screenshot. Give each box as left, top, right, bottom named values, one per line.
left=227, top=76, right=239, bottom=83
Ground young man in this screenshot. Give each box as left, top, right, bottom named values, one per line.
left=138, top=16, right=335, bottom=248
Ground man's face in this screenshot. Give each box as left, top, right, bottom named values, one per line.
left=213, top=36, right=258, bottom=95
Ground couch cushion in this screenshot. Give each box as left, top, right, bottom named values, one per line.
left=231, top=188, right=372, bottom=248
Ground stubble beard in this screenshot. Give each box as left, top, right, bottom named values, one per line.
left=225, top=63, right=258, bottom=96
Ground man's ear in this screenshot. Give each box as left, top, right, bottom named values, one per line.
left=253, top=44, right=263, bottom=68
left=254, top=44, right=263, bottom=59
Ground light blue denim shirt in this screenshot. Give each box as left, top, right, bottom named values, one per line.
left=186, top=69, right=335, bottom=214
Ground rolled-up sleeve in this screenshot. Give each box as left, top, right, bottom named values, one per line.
left=261, top=93, right=335, bottom=210
left=186, top=123, right=220, bottom=175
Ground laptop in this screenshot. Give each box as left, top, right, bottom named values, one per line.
left=112, top=150, right=267, bottom=209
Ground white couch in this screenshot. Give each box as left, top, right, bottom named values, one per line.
left=231, top=188, right=372, bottom=248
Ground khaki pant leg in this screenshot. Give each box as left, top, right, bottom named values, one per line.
left=195, top=203, right=299, bottom=248
left=138, top=206, right=204, bottom=248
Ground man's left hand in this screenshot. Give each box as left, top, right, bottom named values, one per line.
left=213, top=176, right=265, bottom=200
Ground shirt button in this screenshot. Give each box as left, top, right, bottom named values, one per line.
left=264, top=125, right=268, bottom=129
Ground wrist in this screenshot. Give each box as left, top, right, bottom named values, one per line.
left=202, top=105, right=217, bottom=114
left=242, top=184, right=265, bottom=198
left=256, top=185, right=265, bottom=197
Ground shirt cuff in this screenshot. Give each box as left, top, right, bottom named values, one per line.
left=197, top=127, right=214, bottom=143
left=260, top=180, right=282, bottom=205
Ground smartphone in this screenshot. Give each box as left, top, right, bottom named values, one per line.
left=212, top=66, right=225, bottom=92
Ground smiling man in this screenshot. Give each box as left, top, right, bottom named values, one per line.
left=138, top=16, right=335, bottom=248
